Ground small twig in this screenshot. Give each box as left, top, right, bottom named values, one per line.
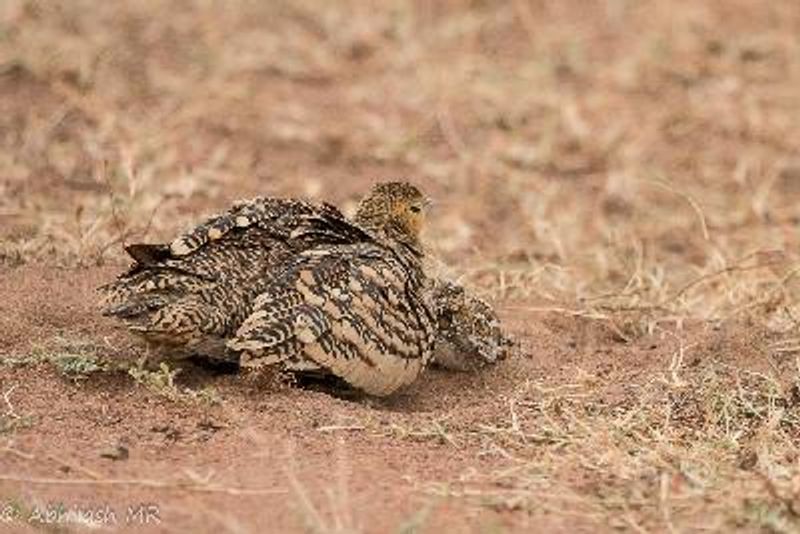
left=0, top=474, right=286, bottom=496
left=0, top=442, right=35, bottom=460
left=101, top=158, right=130, bottom=250
left=45, top=453, right=104, bottom=480
left=664, top=256, right=790, bottom=306
left=644, top=177, right=710, bottom=241
left=139, top=196, right=167, bottom=242
left=316, top=425, right=365, bottom=433
left=2, top=385, right=19, bottom=419
left=502, top=305, right=609, bottom=320
left=283, top=440, right=328, bottom=531
left=430, top=420, right=458, bottom=448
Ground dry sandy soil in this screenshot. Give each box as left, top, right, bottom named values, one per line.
left=2, top=1, right=800, bottom=532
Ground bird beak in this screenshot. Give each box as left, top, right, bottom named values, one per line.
left=423, top=197, right=435, bottom=211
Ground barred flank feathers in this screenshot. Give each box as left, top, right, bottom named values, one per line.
left=231, top=244, right=436, bottom=396
left=98, top=197, right=356, bottom=360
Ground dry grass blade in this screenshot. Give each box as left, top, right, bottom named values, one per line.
left=0, top=474, right=286, bottom=496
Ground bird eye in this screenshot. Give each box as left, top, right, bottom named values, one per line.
left=409, top=205, right=422, bottom=214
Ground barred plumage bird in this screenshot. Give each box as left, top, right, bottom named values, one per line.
left=100, top=182, right=507, bottom=395
left=431, top=280, right=512, bottom=371
left=100, top=197, right=364, bottom=360
left=228, top=183, right=436, bottom=395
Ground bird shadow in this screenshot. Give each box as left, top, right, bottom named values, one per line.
left=71, top=346, right=522, bottom=417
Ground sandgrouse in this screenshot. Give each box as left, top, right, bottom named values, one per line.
left=431, top=280, right=512, bottom=372
left=100, top=182, right=508, bottom=395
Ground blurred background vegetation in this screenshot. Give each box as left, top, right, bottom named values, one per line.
left=2, top=0, right=800, bottom=330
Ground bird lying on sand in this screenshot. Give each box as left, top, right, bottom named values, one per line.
left=100, top=182, right=510, bottom=395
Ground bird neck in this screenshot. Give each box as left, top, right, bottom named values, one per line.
left=355, top=217, right=423, bottom=259
left=384, top=222, right=423, bottom=254
left=353, top=211, right=416, bottom=245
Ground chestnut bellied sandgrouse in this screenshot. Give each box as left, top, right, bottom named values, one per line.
left=100, top=182, right=509, bottom=395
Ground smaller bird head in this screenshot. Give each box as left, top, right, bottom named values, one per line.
left=354, top=181, right=431, bottom=246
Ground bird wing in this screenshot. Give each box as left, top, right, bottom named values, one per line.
left=98, top=197, right=366, bottom=358
left=229, top=244, right=436, bottom=396
left=166, top=198, right=359, bottom=258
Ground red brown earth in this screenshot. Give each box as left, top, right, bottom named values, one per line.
left=2, top=1, right=800, bottom=532
left=2, top=267, right=798, bottom=533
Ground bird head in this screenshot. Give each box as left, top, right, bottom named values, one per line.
left=354, top=181, right=431, bottom=246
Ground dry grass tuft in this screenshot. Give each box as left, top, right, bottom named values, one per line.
left=3, top=0, right=800, bottom=531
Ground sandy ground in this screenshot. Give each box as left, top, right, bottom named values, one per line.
left=2, top=1, right=800, bottom=532
left=0, top=267, right=558, bottom=533
left=2, top=267, right=797, bottom=533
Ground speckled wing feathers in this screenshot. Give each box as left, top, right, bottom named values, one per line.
left=230, top=244, right=436, bottom=396
left=167, top=198, right=338, bottom=256
left=99, top=197, right=357, bottom=359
